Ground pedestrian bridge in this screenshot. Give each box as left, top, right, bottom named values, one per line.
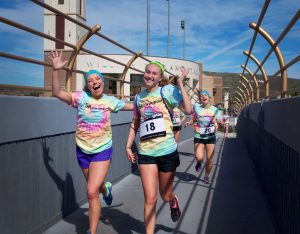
left=0, top=1, right=300, bottom=233
left=0, top=95, right=299, bottom=234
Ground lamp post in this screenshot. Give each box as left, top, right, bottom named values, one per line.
left=181, top=20, right=185, bottom=59
left=167, top=0, right=170, bottom=57
left=147, top=0, right=150, bottom=55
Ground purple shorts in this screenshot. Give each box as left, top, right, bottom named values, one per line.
left=76, top=146, right=113, bottom=169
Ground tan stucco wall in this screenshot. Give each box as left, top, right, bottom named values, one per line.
left=76, top=54, right=202, bottom=100
left=202, top=75, right=215, bottom=104
left=214, top=76, right=223, bottom=104
left=201, top=74, right=223, bottom=105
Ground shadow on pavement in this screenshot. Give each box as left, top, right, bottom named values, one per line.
left=101, top=206, right=178, bottom=234
left=175, top=171, right=200, bottom=182
left=177, top=151, right=194, bottom=157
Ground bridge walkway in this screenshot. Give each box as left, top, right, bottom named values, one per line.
left=43, top=132, right=276, bottom=234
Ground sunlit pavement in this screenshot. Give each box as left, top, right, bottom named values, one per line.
left=43, top=132, right=276, bottom=234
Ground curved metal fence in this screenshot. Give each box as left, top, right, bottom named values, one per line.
left=232, top=0, right=300, bottom=113
left=0, top=0, right=199, bottom=101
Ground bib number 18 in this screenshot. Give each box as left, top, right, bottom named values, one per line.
left=140, top=113, right=166, bottom=140
left=145, top=122, right=156, bottom=132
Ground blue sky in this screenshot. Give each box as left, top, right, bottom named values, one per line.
left=0, top=0, right=299, bottom=87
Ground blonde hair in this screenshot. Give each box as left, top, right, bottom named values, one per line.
left=158, top=77, right=170, bottom=87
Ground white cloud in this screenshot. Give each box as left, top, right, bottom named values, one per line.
left=0, top=0, right=299, bottom=88
left=200, top=32, right=252, bottom=63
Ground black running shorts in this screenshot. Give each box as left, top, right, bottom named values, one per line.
left=138, top=150, right=180, bottom=172
left=194, top=137, right=216, bottom=145
left=172, top=126, right=182, bottom=132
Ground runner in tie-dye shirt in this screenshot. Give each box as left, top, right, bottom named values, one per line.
left=125, top=61, right=192, bottom=233
left=159, top=77, right=186, bottom=144
left=172, top=107, right=186, bottom=144
left=185, top=90, right=222, bottom=184
left=48, top=50, right=133, bottom=234
left=222, top=110, right=230, bottom=138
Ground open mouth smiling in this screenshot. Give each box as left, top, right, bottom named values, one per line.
left=93, top=84, right=101, bottom=91
left=145, top=77, right=154, bottom=82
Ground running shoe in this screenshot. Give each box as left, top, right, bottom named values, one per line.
left=204, top=176, right=210, bottom=184
left=170, top=195, right=181, bottom=222
left=103, top=182, right=113, bottom=206
left=195, top=161, right=202, bottom=172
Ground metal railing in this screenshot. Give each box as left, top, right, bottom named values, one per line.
left=231, top=0, right=300, bottom=113
left=0, top=0, right=199, bottom=101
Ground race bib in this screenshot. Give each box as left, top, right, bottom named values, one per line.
left=140, top=113, right=166, bottom=141
left=172, top=116, right=180, bottom=124
left=199, top=124, right=215, bottom=136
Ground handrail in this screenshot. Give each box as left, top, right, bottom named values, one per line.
left=243, top=50, right=269, bottom=98
left=0, top=0, right=199, bottom=100
left=235, top=91, right=246, bottom=107
left=236, top=88, right=247, bottom=105
left=239, top=74, right=254, bottom=102
left=241, top=0, right=270, bottom=77
left=249, top=22, right=287, bottom=98
left=0, top=16, right=77, bottom=50
left=234, top=0, right=299, bottom=115
left=241, top=65, right=259, bottom=100
left=120, top=51, right=143, bottom=99
left=31, top=0, right=197, bottom=97
left=238, top=80, right=250, bottom=102
left=66, top=24, right=101, bottom=91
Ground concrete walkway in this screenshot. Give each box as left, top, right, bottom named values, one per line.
left=43, top=133, right=276, bottom=234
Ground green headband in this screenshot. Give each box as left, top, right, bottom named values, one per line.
left=147, top=61, right=165, bottom=75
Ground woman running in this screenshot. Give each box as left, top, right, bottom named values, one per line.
left=222, top=110, right=230, bottom=138
left=158, top=77, right=186, bottom=144
left=48, top=50, right=132, bottom=234
left=185, top=90, right=221, bottom=184
left=172, top=107, right=186, bottom=144
left=126, top=61, right=192, bottom=234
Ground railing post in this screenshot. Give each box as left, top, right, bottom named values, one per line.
left=241, top=65, right=260, bottom=101
left=239, top=80, right=250, bottom=103
left=66, top=25, right=101, bottom=92
left=249, top=22, right=288, bottom=98
left=120, top=51, right=143, bottom=99
left=243, top=50, right=269, bottom=98
left=240, top=74, right=254, bottom=102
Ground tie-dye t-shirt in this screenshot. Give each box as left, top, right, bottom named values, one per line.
left=71, top=91, right=125, bottom=154
left=172, top=107, right=185, bottom=127
left=192, top=104, right=222, bottom=139
left=134, top=84, right=183, bottom=156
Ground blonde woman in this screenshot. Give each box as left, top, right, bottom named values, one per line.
left=126, top=61, right=192, bottom=234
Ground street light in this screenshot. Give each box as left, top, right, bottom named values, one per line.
left=181, top=20, right=185, bottom=59
left=166, top=0, right=170, bottom=57
left=147, top=0, right=150, bottom=55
